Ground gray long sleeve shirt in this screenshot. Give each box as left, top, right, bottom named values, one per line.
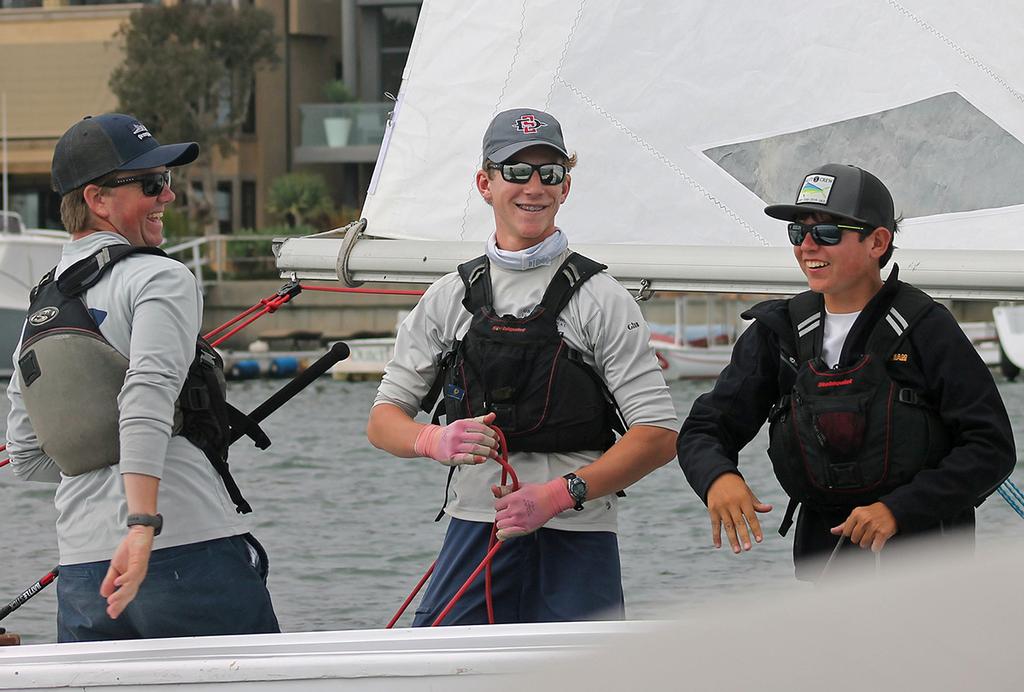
left=5, top=232, right=246, bottom=564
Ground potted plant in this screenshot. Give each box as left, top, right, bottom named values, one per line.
left=322, top=79, right=355, bottom=147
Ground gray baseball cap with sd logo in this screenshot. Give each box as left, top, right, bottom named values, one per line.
left=481, top=108, right=570, bottom=163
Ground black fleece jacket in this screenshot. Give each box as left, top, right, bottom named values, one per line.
left=677, top=266, right=1015, bottom=548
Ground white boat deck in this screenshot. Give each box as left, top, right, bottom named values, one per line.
left=0, top=620, right=660, bottom=691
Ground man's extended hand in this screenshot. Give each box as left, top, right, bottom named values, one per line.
left=706, top=473, right=773, bottom=553
left=99, top=526, right=155, bottom=620
left=414, top=412, right=500, bottom=466
left=831, top=502, right=897, bottom=552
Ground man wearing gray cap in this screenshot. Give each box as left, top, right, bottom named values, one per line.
left=5, top=114, right=279, bottom=641
left=368, top=108, right=677, bottom=624
left=677, top=164, right=1015, bottom=580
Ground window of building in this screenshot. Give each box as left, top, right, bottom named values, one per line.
left=216, top=181, right=233, bottom=234
left=379, top=5, right=419, bottom=98
left=67, top=1, right=161, bottom=5
left=241, top=181, right=256, bottom=230
left=242, top=81, right=256, bottom=134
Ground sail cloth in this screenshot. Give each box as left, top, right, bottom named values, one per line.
left=277, top=0, right=1024, bottom=298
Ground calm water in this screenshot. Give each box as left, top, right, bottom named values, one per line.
left=3, top=375, right=1023, bottom=644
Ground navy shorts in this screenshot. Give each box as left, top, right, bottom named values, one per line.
left=412, top=518, right=625, bottom=626
left=56, top=534, right=280, bottom=642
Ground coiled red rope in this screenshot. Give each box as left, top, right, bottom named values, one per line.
left=386, top=427, right=519, bottom=628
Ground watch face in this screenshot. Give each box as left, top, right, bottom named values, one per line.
left=568, top=477, right=587, bottom=500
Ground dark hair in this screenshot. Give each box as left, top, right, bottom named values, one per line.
left=878, top=215, right=901, bottom=268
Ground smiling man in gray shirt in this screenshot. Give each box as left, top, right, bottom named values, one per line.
left=5, top=114, right=279, bottom=642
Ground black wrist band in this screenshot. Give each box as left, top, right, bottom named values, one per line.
left=126, top=513, right=163, bottom=536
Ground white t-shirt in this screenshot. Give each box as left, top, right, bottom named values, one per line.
left=822, top=309, right=861, bottom=368
left=373, top=248, right=678, bottom=533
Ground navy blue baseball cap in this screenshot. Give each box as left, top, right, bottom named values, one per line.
left=51, top=113, right=199, bottom=195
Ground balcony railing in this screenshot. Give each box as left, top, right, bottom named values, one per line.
left=295, top=103, right=390, bottom=164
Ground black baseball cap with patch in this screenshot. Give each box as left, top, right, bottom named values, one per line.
left=51, top=113, right=199, bottom=196
left=764, top=163, right=895, bottom=232
left=482, top=108, right=570, bottom=164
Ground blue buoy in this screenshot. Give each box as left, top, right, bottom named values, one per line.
left=269, top=356, right=300, bottom=378
left=228, top=360, right=262, bottom=380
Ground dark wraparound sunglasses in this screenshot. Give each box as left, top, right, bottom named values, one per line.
left=103, top=170, right=171, bottom=197
left=486, top=162, right=567, bottom=185
left=787, top=221, right=871, bottom=246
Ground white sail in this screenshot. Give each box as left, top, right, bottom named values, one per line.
left=276, top=0, right=1024, bottom=298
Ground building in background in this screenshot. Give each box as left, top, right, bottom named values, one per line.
left=0, top=0, right=420, bottom=232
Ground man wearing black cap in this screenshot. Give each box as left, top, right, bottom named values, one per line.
left=5, top=114, right=279, bottom=640
left=677, top=163, right=1015, bottom=580
left=368, top=108, right=678, bottom=624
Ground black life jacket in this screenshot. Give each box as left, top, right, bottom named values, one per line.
left=421, top=253, right=625, bottom=454
left=17, top=244, right=268, bottom=514
left=763, top=284, right=950, bottom=512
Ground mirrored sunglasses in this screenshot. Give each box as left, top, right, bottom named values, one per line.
left=104, top=170, right=171, bottom=197
left=486, top=162, right=567, bottom=185
left=787, top=221, right=870, bottom=247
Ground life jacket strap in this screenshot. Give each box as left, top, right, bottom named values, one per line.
left=434, top=466, right=457, bottom=522
left=779, top=498, right=799, bottom=537
left=457, top=256, right=492, bottom=313
left=56, top=245, right=167, bottom=296
left=538, top=252, right=607, bottom=315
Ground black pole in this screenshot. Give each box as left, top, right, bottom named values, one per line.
left=0, top=567, right=58, bottom=623
left=233, top=341, right=350, bottom=441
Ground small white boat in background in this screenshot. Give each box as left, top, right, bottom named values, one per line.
left=992, top=305, right=1024, bottom=378
left=0, top=212, right=67, bottom=376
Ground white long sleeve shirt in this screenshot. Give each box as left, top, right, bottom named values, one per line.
left=6, top=232, right=246, bottom=564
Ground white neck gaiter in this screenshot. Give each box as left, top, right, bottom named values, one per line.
left=485, top=229, right=568, bottom=271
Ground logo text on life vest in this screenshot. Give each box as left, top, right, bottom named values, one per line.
left=492, top=325, right=527, bottom=333
left=817, top=378, right=853, bottom=388
left=891, top=353, right=908, bottom=362
left=28, top=307, right=59, bottom=325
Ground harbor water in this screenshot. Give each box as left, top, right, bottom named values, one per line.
left=2, top=375, right=1023, bottom=644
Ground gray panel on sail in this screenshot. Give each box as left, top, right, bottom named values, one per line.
left=707, top=93, right=1024, bottom=218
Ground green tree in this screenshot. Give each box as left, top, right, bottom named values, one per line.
left=267, top=173, right=335, bottom=229
left=110, top=3, right=279, bottom=232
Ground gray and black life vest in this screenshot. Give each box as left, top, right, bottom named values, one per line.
left=422, top=253, right=625, bottom=454
left=17, top=244, right=267, bottom=513
left=764, top=284, right=950, bottom=513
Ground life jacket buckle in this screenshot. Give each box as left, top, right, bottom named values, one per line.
left=186, top=385, right=211, bottom=410
left=897, top=388, right=920, bottom=405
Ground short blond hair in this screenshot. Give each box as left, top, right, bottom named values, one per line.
left=59, top=188, right=92, bottom=234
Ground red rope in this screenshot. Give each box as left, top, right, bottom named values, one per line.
left=386, top=428, right=519, bottom=628
left=201, top=281, right=423, bottom=348
left=385, top=561, right=435, bottom=629
left=0, top=459, right=9, bottom=469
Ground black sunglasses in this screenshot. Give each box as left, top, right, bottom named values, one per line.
left=787, top=221, right=871, bottom=246
left=486, top=162, right=567, bottom=185
left=104, top=170, right=171, bottom=197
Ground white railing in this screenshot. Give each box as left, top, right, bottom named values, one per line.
left=163, top=234, right=286, bottom=287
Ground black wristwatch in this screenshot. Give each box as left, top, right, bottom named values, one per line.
left=127, top=513, right=163, bottom=536
left=563, top=473, right=587, bottom=511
